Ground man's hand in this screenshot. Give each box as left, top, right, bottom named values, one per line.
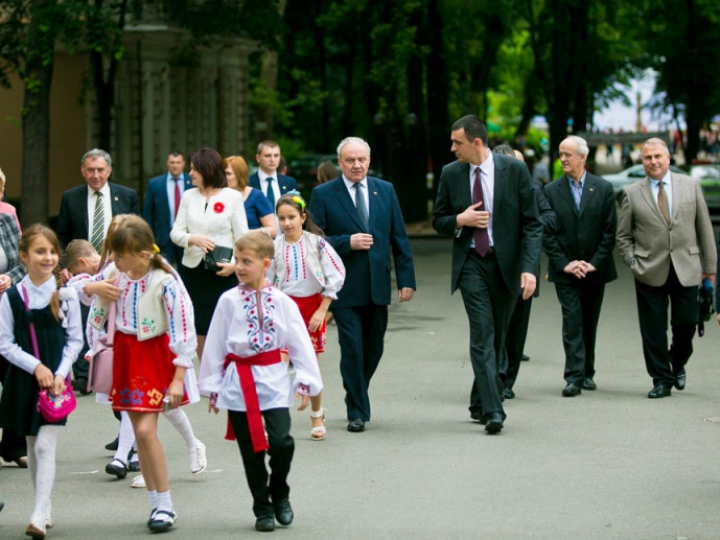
left=350, top=233, right=373, bottom=250
left=563, top=261, right=586, bottom=279
left=520, top=273, right=536, bottom=300
left=579, top=261, right=596, bottom=274
left=456, top=201, right=490, bottom=229
left=398, top=287, right=414, bottom=302
left=702, top=273, right=716, bottom=283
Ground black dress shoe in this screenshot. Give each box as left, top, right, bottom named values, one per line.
left=273, top=498, right=293, bottom=526
left=71, top=377, right=91, bottom=395
left=674, top=369, right=686, bottom=391
left=105, top=437, right=119, bottom=451
left=521, top=354, right=530, bottom=362
left=582, top=378, right=597, bottom=391
left=255, top=516, right=275, bottom=532
left=502, top=388, right=515, bottom=400
left=484, top=413, right=504, bottom=434
left=0, top=499, right=4, bottom=513
left=347, top=419, right=365, bottom=432
left=469, top=410, right=486, bottom=425
left=648, top=384, right=672, bottom=398
left=562, top=382, right=582, bottom=397
left=105, top=459, right=127, bottom=479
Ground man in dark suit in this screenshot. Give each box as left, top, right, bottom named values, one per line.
left=55, top=149, right=140, bottom=390
left=248, top=141, right=297, bottom=208
left=142, top=151, right=192, bottom=265
left=309, top=137, right=416, bottom=433
left=543, top=136, right=617, bottom=397
left=492, top=145, right=557, bottom=400
left=433, top=115, right=542, bottom=434
left=617, top=138, right=716, bottom=398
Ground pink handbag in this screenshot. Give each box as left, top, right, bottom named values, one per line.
left=87, top=301, right=115, bottom=394
left=21, top=284, right=77, bottom=422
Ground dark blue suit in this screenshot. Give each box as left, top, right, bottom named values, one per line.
left=309, top=176, right=416, bottom=422
left=142, top=172, right=192, bottom=264
left=248, top=172, right=298, bottom=202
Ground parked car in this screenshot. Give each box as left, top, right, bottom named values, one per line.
left=602, top=164, right=684, bottom=200
left=690, top=165, right=720, bottom=215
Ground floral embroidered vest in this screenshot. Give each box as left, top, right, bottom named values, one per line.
left=89, top=269, right=173, bottom=341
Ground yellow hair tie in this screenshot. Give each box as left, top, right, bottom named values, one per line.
left=292, top=196, right=306, bottom=209
left=152, top=244, right=160, bottom=254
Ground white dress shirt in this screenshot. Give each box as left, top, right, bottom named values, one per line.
left=649, top=171, right=673, bottom=218
left=86, top=183, right=112, bottom=242
left=342, top=176, right=370, bottom=213
left=165, top=172, right=184, bottom=223
left=469, top=153, right=495, bottom=246
left=0, top=275, right=83, bottom=378
left=170, top=187, right=249, bottom=268
left=258, top=170, right=281, bottom=200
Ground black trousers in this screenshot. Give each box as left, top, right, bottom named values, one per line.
left=333, top=305, right=388, bottom=422
left=0, top=354, right=26, bottom=461
left=635, top=265, right=698, bottom=387
left=554, top=275, right=606, bottom=383
left=504, top=295, right=533, bottom=390
left=460, top=251, right=515, bottom=418
left=229, top=408, right=294, bottom=519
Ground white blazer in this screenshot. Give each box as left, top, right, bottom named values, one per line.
left=170, top=187, right=249, bottom=268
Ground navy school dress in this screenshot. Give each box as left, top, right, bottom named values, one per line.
left=0, top=286, right=68, bottom=436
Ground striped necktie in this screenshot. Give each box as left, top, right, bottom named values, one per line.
left=353, top=183, right=369, bottom=230
left=91, top=191, right=105, bottom=252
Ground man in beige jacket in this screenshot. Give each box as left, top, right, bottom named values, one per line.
left=617, top=138, right=716, bottom=398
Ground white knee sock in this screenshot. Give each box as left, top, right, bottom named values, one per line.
left=114, top=411, right=135, bottom=463
left=147, top=489, right=158, bottom=511
left=29, top=426, right=59, bottom=525
left=156, top=490, right=173, bottom=513
left=163, top=408, right=197, bottom=450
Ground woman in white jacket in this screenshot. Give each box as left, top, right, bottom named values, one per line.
left=171, top=148, right=248, bottom=357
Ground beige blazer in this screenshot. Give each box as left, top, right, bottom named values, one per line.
left=616, top=173, right=716, bottom=287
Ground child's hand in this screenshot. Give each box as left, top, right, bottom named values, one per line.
left=87, top=280, right=121, bottom=302
left=34, top=364, right=54, bottom=389
left=167, top=380, right=184, bottom=409
left=308, top=309, right=327, bottom=332
left=51, top=374, right=66, bottom=397
left=296, top=393, right=309, bottom=411
left=208, top=393, right=219, bottom=414
left=83, top=354, right=92, bottom=363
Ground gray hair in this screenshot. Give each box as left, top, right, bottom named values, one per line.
left=337, top=137, right=371, bottom=159
left=81, top=149, right=112, bottom=168
left=640, top=137, right=670, bottom=154
left=563, top=136, right=589, bottom=158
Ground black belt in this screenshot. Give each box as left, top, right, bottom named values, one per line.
left=469, top=246, right=495, bottom=257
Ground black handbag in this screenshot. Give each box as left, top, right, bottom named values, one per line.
left=203, top=246, right=233, bottom=271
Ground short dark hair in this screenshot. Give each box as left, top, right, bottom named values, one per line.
left=451, top=115, right=489, bottom=146
left=190, top=148, right=227, bottom=189
left=168, top=151, right=184, bottom=159
left=256, top=140, right=279, bottom=155
left=493, top=144, right=514, bottom=157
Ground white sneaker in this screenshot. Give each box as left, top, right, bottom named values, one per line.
left=189, top=440, right=207, bottom=475
left=131, top=474, right=146, bottom=489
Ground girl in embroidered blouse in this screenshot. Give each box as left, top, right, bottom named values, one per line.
left=90, top=215, right=197, bottom=533
left=0, top=225, right=83, bottom=538
left=268, top=195, right=345, bottom=440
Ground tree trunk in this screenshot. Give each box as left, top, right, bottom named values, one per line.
left=20, top=0, right=58, bottom=226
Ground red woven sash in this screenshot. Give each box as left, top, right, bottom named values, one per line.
left=223, top=350, right=282, bottom=452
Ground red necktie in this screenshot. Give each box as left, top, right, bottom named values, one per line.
left=472, top=167, right=489, bottom=257
left=174, top=176, right=182, bottom=219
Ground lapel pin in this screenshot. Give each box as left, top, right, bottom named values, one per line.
left=373, top=191, right=377, bottom=195
left=114, top=197, right=119, bottom=201
left=589, top=188, right=594, bottom=192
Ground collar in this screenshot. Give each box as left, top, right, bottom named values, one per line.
left=87, top=182, right=111, bottom=199
left=567, top=171, right=586, bottom=188
left=649, top=170, right=672, bottom=188
left=342, top=175, right=368, bottom=190
left=167, top=172, right=183, bottom=182
left=21, top=274, right=56, bottom=295
left=258, top=170, right=277, bottom=183
left=471, top=152, right=494, bottom=177
left=237, top=282, right=274, bottom=294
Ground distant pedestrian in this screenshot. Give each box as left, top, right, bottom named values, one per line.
left=199, top=231, right=323, bottom=532
left=248, top=141, right=298, bottom=207
left=316, top=161, right=337, bottom=185
left=268, top=195, right=345, bottom=440
left=224, top=155, right=277, bottom=237
left=0, top=225, right=83, bottom=538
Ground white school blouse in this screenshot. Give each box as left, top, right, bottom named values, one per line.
left=198, top=283, right=323, bottom=412
left=267, top=232, right=346, bottom=299
left=170, top=187, right=249, bottom=268
left=0, top=275, right=83, bottom=378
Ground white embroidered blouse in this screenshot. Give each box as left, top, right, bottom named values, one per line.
left=0, top=275, right=83, bottom=378
left=198, top=283, right=323, bottom=411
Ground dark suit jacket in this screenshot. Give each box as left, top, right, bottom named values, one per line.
left=543, top=173, right=617, bottom=284
left=432, top=153, right=542, bottom=296
left=142, top=172, right=192, bottom=254
left=248, top=172, right=298, bottom=196
left=309, top=176, right=416, bottom=308
left=56, top=182, right=140, bottom=249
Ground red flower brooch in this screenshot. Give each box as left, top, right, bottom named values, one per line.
left=213, top=202, right=225, bottom=214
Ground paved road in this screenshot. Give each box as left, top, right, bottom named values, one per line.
left=2, top=239, right=720, bottom=539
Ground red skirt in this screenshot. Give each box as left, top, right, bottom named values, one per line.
left=289, top=293, right=326, bottom=353
left=110, top=331, right=189, bottom=413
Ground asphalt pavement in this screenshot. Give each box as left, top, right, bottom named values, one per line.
left=1, top=238, right=720, bottom=539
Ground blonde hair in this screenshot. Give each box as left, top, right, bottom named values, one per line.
left=65, top=239, right=97, bottom=274
left=223, top=156, right=250, bottom=190
left=0, top=167, right=5, bottom=192
left=108, top=215, right=173, bottom=275
left=235, top=231, right=274, bottom=260
left=18, top=225, right=63, bottom=321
